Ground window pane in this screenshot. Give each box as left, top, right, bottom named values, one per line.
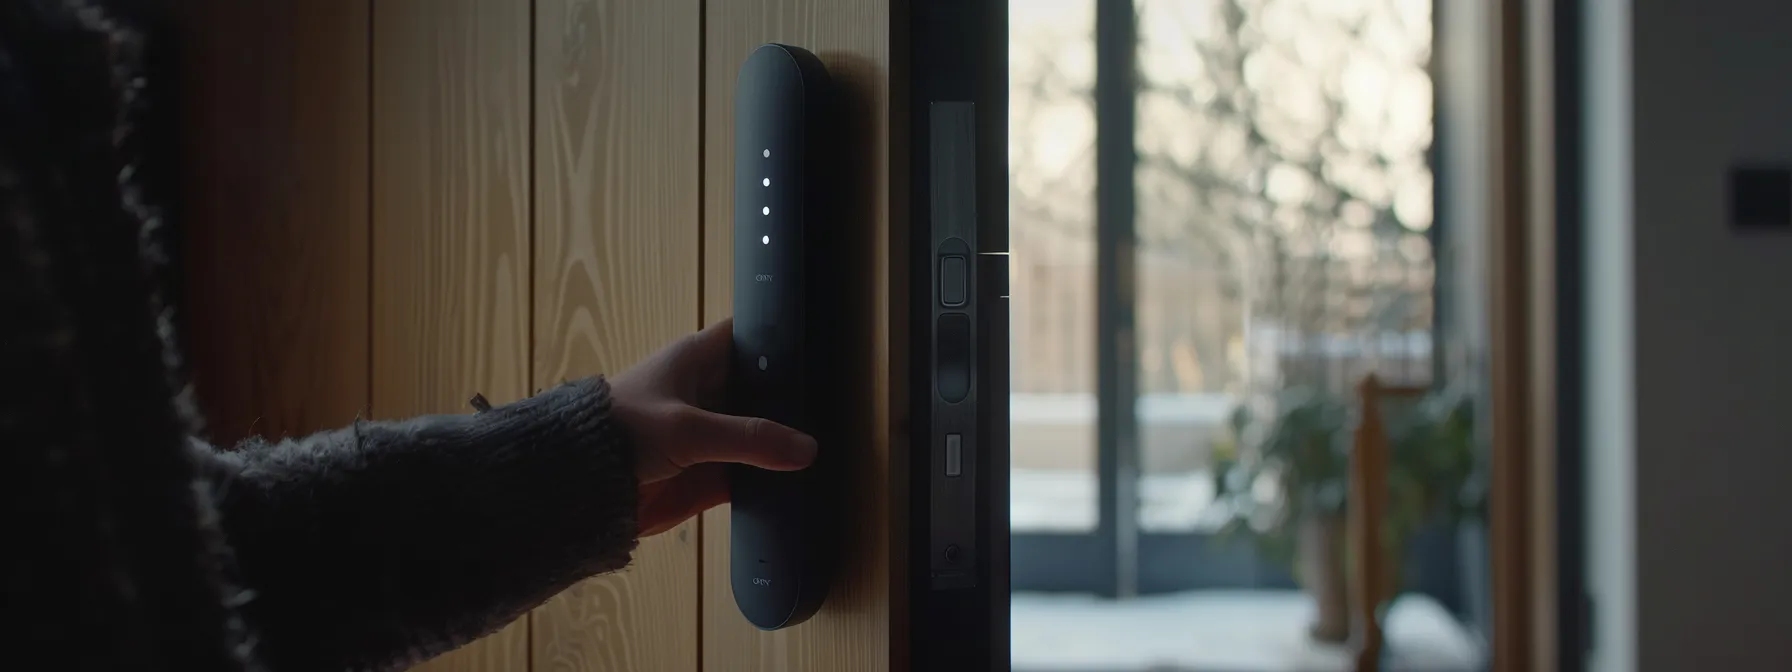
left=1010, top=0, right=1098, bottom=533
left=1014, top=0, right=1492, bottom=669
left=1131, top=0, right=1436, bottom=534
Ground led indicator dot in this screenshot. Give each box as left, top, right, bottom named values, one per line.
left=762, top=149, right=771, bottom=158
left=762, top=206, right=770, bottom=215
left=762, top=178, right=771, bottom=186
left=762, top=235, right=770, bottom=244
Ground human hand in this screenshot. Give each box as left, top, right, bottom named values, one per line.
left=608, top=318, right=816, bottom=537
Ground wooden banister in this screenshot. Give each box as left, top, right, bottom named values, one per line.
left=1348, top=374, right=1429, bottom=672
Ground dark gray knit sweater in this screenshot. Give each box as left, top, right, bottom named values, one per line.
left=0, top=2, right=641, bottom=670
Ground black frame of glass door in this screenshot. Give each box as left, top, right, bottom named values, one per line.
left=1092, top=0, right=1141, bottom=600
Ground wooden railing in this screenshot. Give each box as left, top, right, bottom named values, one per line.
left=1348, top=374, right=1430, bottom=672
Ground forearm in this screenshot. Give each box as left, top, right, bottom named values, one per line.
left=194, top=377, right=638, bottom=672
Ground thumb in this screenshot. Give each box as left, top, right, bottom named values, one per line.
left=674, top=407, right=817, bottom=471
left=676, top=318, right=736, bottom=405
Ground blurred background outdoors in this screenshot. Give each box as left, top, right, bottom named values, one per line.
left=1006, top=1, right=1492, bottom=669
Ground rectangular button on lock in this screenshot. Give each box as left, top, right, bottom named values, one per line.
left=940, top=255, right=967, bottom=306
left=945, top=434, right=963, bottom=477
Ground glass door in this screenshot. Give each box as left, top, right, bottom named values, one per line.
left=1010, top=1, right=1496, bottom=670
left=1008, top=0, right=1108, bottom=590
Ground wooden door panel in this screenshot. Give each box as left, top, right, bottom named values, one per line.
left=182, top=0, right=898, bottom=668
left=372, top=0, right=534, bottom=669
left=529, top=0, right=703, bottom=670
left=178, top=0, right=371, bottom=446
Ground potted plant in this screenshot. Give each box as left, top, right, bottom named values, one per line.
left=1210, top=383, right=1480, bottom=644
left=1210, top=386, right=1354, bottom=641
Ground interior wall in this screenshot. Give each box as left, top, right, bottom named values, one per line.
left=178, top=1, right=902, bottom=671
left=1585, top=0, right=1792, bottom=669
left=1630, top=0, right=1792, bottom=669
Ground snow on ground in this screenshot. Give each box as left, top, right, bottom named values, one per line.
left=1011, top=590, right=1484, bottom=672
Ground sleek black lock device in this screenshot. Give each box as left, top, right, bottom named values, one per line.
left=728, top=43, right=840, bottom=631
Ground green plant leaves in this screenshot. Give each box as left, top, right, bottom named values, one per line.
left=1210, top=383, right=1485, bottom=575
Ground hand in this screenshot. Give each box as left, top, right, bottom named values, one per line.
left=609, top=318, right=817, bottom=537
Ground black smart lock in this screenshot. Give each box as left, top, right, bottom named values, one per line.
left=728, top=43, right=840, bottom=631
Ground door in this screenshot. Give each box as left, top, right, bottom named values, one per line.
left=180, top=0, right=907, bottom=670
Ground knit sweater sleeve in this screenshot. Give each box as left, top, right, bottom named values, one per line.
left=189, top=376, right=639, bottom=672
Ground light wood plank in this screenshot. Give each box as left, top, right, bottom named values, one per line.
left=700, top=2, right=908, bottom=670
left=528, top=0, right=703, bottom=670
left=177, top=0, right=371, bottom=445
left=372, top=1, right=534, bottom=670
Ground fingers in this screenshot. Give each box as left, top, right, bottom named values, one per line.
left=638, top=465, right=730, bottom=537
left=672, top=406, right=817, bottom=472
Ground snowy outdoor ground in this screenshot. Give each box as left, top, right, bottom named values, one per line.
left=1009, top=469, right=1484, bottom=671
left=1011, top=468, right=1226, bottom=532
left=1011, top=590, right=1485, bottom=672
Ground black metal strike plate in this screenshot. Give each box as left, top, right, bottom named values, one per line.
left=929, top=101, right=980, bottom=591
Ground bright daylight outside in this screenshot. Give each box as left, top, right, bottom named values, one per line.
left=1009, top=0, right=1487, bottom=670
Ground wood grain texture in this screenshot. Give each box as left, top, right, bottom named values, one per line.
left=700, top=2, right=909, bottom=670
left=1487, top=2, right=1526, bottom=664
left=176, top=0, right=371, bottom=445
left=372, top=1, right=534, bottom=670
left=527, top=0, right=703, bottom=670
left=1491, top=0, right=1555, bottom=669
